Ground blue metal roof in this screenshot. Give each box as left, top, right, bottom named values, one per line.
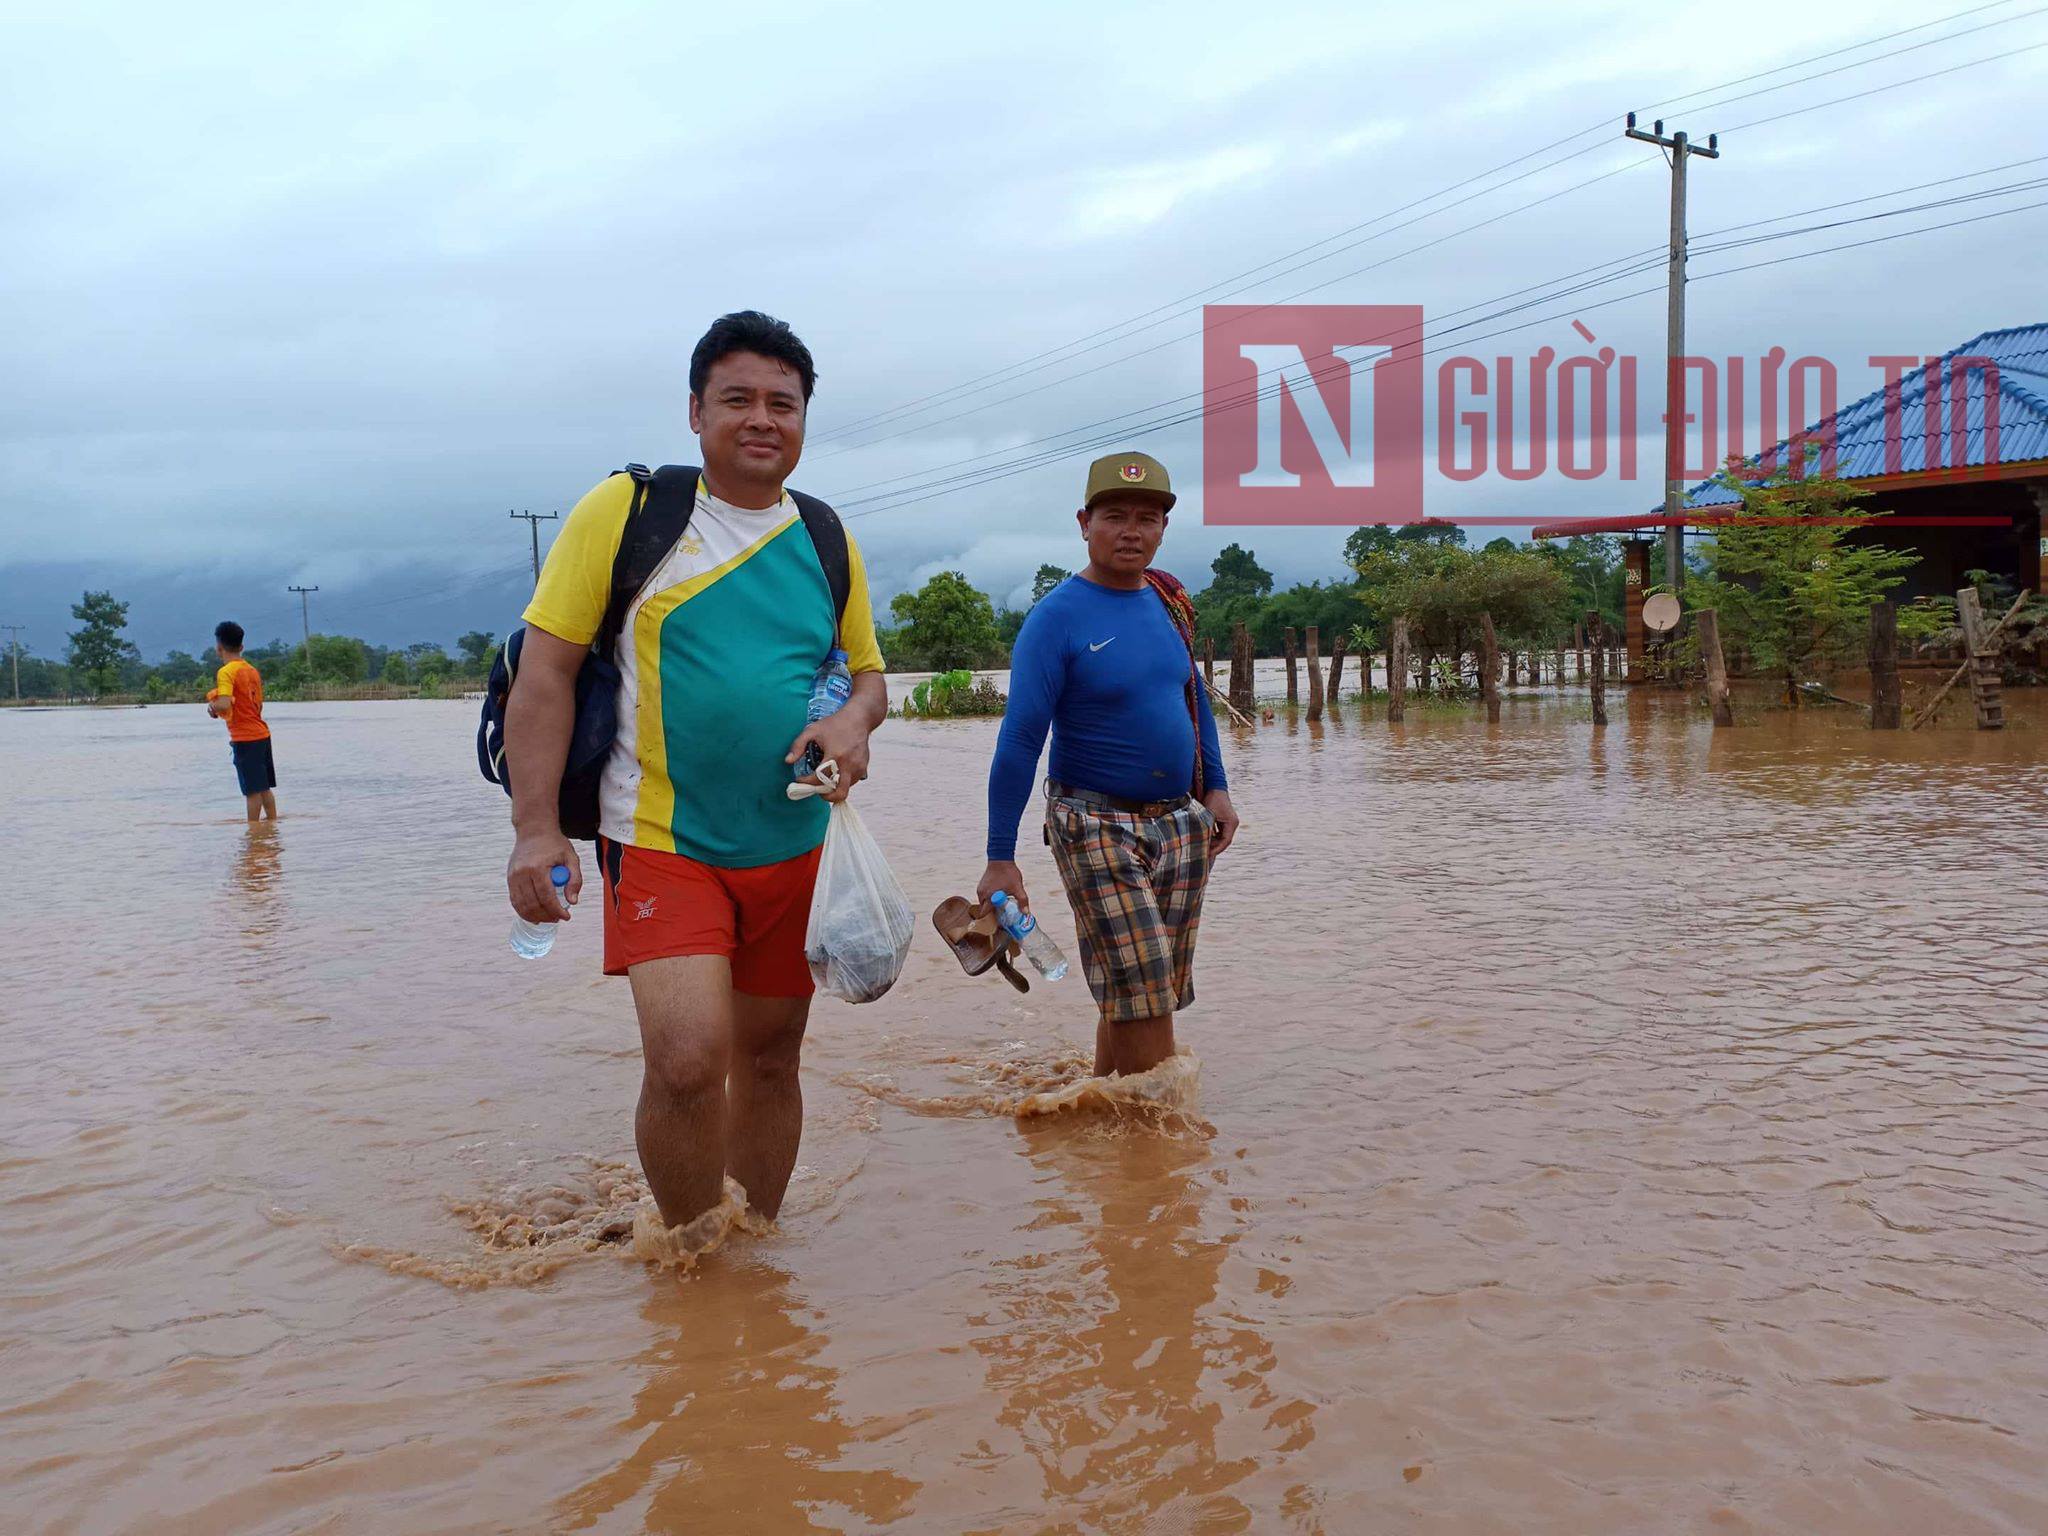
left=1671, top=322, right=2048, bottom=508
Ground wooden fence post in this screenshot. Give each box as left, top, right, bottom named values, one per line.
left=1697, top=608, right=1734, bottom=727
left=1869, top=601, right=1901, bottom=729
left=1575, top=624, right=1586, bottom=683
left=1587, top=612, right=1608, bottom=727
left=1202, top=635, right=1215, bottom=690
left=1305, top=625, right=1324, bottom=722
left=1553, top=643, right=1565, bottom=688
left=1327, top=631, right=1348, bottom=702
left=1388, top=619, right=1408, bottom=723
left=1229, top=621, right=1255, bottom=716
left=1478, top=613, right=1501, bottom=723
left=1283, top=626, right=1299, bottom=703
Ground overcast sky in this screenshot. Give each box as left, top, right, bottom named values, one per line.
left=4, top=0, right=2045, bottom=658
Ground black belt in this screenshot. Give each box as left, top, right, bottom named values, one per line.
left=1046, top=779, right=1192, bottom=818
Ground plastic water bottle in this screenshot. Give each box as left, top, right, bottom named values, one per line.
left=509, top=865, right=571, bottom=959
left=989, top=890, right=1069, bottom=981
left=796, top=647, right=854, bottom=779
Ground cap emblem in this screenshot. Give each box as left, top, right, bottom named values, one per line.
left=1119, top=462, right=1147, bottom=482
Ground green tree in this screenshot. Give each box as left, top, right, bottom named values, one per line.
left=305, top=633, right=368, bottom=683
left=382, top=653, right=412, bottom=686
left=1030, top=564, right=1071, bottom=604
left=1207, top=542, right=1274, bottom=601
left=1461, top=545, right=1569, bottom=649
left=1532, top=534, right=1625, bottom=633
left=155, top=649, right=209, bottom=690
left=1343, top=520, right=1465, bottom=569
left=888, top=572, right=1004, bottom=671
left=67, top=590, right=137, bottom=697
left=456, top=630, right=497, bottom=670
left=12, top=652, right=74, bottom=699
left=1351, top=540, right=1566, bottom=686
left=1685, top=461, right=1920, bottom=705
left=1343, top=525, right=1403, bottom=567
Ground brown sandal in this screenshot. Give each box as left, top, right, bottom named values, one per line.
left=932, top=896, right=1030, bottom=993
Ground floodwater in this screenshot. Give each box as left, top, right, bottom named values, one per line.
left=3, top=687, right=2046, bottom=1536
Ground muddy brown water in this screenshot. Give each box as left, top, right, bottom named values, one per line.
left=3, top=689, right=2045, bottom=1535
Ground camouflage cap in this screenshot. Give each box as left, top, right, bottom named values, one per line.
left=1083, top=450, right=1175, bottom=512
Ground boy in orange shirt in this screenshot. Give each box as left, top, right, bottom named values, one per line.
left=206, top=621, right=277, bottom=821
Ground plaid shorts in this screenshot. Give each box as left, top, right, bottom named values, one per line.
left=1046, top=784, right=1216, bottom=1023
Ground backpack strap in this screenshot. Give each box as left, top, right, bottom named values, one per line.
left=1141, top=568, right=1206, bottom=799
left=590, top=466, right=848, bottom=655
left=789, top=489, right=852, bottom=636
left=595, top=463, right=699, bottom=659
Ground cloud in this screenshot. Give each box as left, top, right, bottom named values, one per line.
left=1061, top=144, right=1283, bottom=244
left=5, top=0, right=2046, bottom=660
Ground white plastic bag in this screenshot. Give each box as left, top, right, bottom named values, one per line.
left=804, top=801, right=914, bottom=1004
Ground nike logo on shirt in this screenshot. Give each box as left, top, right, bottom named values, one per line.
left=1089, top=637, right=1116, bottom=652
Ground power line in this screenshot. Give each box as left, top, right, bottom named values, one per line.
left=807, top=136, right=1624, bottom=448
left=819, top=152, right=1663, bottom=464
left=829, top=192, right=2048, bottom=523
left=807, top=1, right=2044, bottom=451
left=317, top=563, right=531, bottom=622
left=1693, top=191, right=2048, bottom=280
left=825, top=243, right=1672, bottom=506
left=1693, top=175, right=2048, bottom=257
left=1717, top=36, right=2048, bottom=134
left=1660, top=3, right=2046, bottom=124
left=1692, top=153, right=2048, bottom=242
left=824, top=163, right=2048, bottom=516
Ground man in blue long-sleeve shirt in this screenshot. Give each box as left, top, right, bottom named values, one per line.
left=980, top=451, right=1241, bottom=1078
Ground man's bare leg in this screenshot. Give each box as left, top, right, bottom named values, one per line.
left=627, top=955, right=735, bottom=1227
left=726, top=991, right=811, bottom=1220
left=1097, top=1014, right=1175, bottom=1077
left=244, top=792, right=263, bottom=823
left=259, top=790, right=277, bottom=820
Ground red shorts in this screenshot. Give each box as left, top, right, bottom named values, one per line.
left=597, top=837, right=823, bottom=995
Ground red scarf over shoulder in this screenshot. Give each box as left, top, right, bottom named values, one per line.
left=1142, top=568, right=1205, bottom=799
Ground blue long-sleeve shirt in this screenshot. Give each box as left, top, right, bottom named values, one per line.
left=986, top=575, right=1226, bottom=860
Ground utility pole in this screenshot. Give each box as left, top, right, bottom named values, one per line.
left=1624, top=113, right=1719, bottom=594
left=1, top=623, right=22, bottom=700
left=288, top=585, right=319, bottom=662
left=508, top=509, right=559, bottom=581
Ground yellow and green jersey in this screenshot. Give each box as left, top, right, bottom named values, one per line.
left=524, top=472, right=884, bottom=868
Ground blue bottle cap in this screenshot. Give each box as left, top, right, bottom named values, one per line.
left=829, top=647, right=848, bottom=663
left=989, top=889, right=1009, bottom=906
left=549, top=864, right=571, bottom=888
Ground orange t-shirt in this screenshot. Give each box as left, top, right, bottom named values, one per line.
left=211, top=658, right=270, bottom=742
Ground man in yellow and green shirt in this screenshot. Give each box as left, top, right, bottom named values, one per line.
left=504, top=311, right=888, bottom=1242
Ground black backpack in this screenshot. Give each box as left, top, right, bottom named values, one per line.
left=477, top=463, right=851, bottom=840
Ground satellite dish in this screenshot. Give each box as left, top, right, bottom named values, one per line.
left=1642, top=592, right=1682, bottom=633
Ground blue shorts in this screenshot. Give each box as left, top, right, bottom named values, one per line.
left=231, top=737, right=276, bottom=796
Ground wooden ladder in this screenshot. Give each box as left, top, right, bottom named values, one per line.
left=1957, top=588, right=2007, bottom=731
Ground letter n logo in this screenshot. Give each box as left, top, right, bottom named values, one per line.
left=1202, top=304, right=1424, bottom=525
